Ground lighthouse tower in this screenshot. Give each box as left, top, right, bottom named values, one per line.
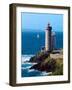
left=45, top=23, right=52, bottom=52
left=51, top=32, right=56, bottom=50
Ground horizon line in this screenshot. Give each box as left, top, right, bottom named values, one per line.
left=21, top=29, right=63, bottom=32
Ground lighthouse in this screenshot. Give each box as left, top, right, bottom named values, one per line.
left=45, top=23, right=52, bottom=52
left=51, top=32, right=56, bottom=50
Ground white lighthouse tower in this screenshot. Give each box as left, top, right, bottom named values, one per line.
left=45, top=23, right=52, bottom=52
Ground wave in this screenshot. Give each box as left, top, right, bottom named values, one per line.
left=21, top=66, right=31, bottom=70
left=28, top=69, right=35, bottom=72
left=40, top=72, right=49, bottom=76
left=21, top=62, right=37, bottom=70
left=21, top=55, right=34, bottom=63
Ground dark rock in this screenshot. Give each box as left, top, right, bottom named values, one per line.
left=30, top=58, right=56, bottom=72
left=29, top=51, right=50, bottom=63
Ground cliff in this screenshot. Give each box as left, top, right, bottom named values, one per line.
left=29, top=50, right=63, bottom=75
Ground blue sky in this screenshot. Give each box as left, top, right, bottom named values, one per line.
left=21, top=12, right=63, bottom=32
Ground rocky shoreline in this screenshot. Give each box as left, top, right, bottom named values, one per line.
left=29, top=49, right=63, bottom=75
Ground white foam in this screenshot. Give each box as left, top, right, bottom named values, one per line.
left=21, top=66, right=31, bottom=70
left=21, top=55, right=34, bottom=63
left=40, top=72, right=48, bottom=76
left=40, top=72, right=52, bottom=76
left=28, top=69, right=35, bottom=72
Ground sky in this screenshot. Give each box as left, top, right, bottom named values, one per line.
left=21, top=12, right=63, bottom=32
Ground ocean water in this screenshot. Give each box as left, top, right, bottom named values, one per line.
left=21, top=55, right=50, bottom=77
left=21, top=31, right=63, bottom=55
left=21, top=31, right=63, bottom=77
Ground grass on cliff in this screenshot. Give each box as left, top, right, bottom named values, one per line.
left=43, top=57, right=63, bottom=75
left=30, top=51, right=63, bottom=75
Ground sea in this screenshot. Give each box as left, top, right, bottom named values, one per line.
left=21, top=31, right=63, bottom=77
